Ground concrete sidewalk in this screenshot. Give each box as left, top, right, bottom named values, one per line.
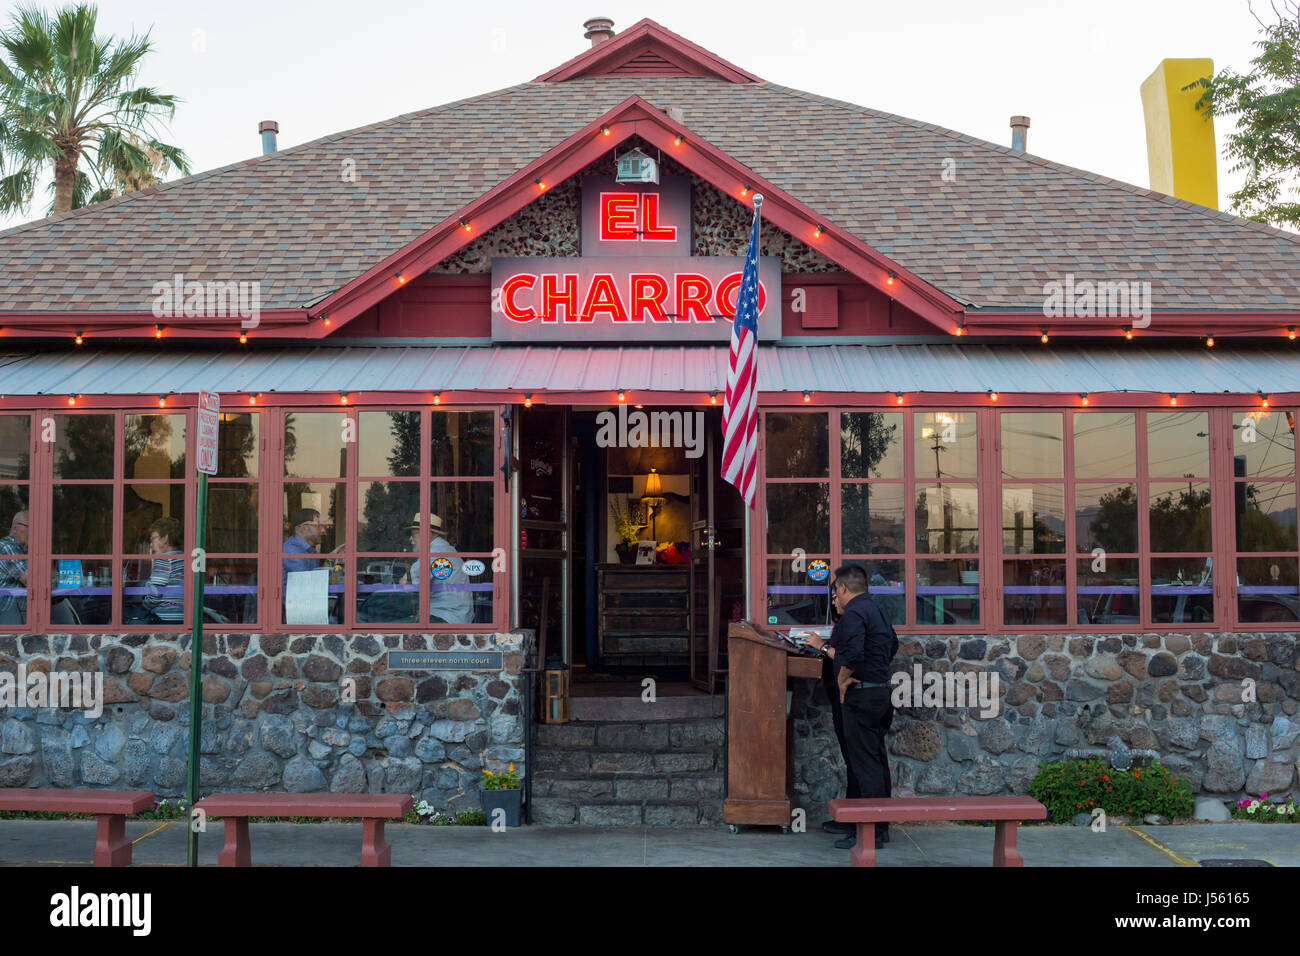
left=0, top=819, right=1295, bottom=866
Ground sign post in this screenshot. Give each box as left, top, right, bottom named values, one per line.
left=187, top=391, right=220, bottom=866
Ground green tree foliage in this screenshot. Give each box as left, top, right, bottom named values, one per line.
left=1190, top=1, right=1300, bottom=228
left=0, top=3, right=190, bottom=216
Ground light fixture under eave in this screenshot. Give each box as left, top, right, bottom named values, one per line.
left=396, top=272, right=406, bottom=285
left=433, top=391, right=442, bottom=405
left=524, top=393, right=533, bottom=408
left=1290, top=327, right=1297, bottom=341
left=535, top=178, right=546, bottom=191
left=1124, top=327, right=1134, bottom=340
left=740, top=184, right=750, bottom=197
left=1080, top=393, right=1090, bottom=406
left=601, top=125, right=611, bottom=136
left=886, top=273, right=897, bottom=286
left=895, top=392, right=904, bottom=405
left=617, top=389, right=626, bottom=402
left=66, top=394, right=77, bottom=406
left=1040, top=329, right=1050, bottom=344
left=1169, top=394, right=1178, bottom=406
left=709, top=391, right=717, bottom=405
left=803, top=390, right=812, bottom=403
left=459, top=219, right=470, bottom=232
left=674, top=134, right=683, bottom=146
left=239, top=330, right=248, bottom=344
left=74, top=331, right=83, bottom=346
left=987, top=389, right=999, bottom=401
left=248, top=393, right=259, bottom=405
left=339, top=392, right=349, bottom=405
left=1260, top=392, right=1271, bottom=408
left=954, top=324, right=966, bottom=336
left=157, top=395, right=167, bottom=408
left=812, top=224, right=824, bottom=239
left=322, top=315, right=332, bottom=327
left=154, top=324, right=164, bottom=339
left=1205, top=334, right=1215, bottom=348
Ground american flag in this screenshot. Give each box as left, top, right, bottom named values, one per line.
left=721, top=199, right=762, bottom=509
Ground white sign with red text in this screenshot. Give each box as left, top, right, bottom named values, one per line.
left=197, top=391, right=220, bottom=476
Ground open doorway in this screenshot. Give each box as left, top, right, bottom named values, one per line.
left=517, top=404, right=744, bottom=695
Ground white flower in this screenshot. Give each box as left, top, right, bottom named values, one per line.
left=1247, top=805, right=1256, bottom=814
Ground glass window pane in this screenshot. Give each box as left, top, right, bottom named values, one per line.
left=54, top=414, right=114, bottom=479
left=914, top=411, right=977, bottom=479
left=52, top=485, right=113, bottom=553
left=124, top=484, right=185, bottom=553
left=765, top=559, right=829, bottom=626
left=914, top=484, right=979, bottom=554
left=841, top=412, right=903, bottom=479
left=50, top=559, right=112, bottom=625
left=218, top=412, right=259, bottom=478
left=0, top=486, right=30, bottom=545
left=125, top=414, right=186, bottom=479
left=357, top=565, right=418, bottom=624
left=0, top=558, right=27, bottom=625
left=430, top=411, right=494, bottom=477
left=428, top=481, right=495, bottom=553
left=360, top=411, right=421, bottom=477
left=863, top=559, right=905, bottom=626
left=1074, top=412, right=1135, bottom=478
left=1003, top=558, right=1067, bottom=626
left=1149, top=481, right=1211, bottom=552
left=123, top=556, right=185, bottom=625
left=1232, top=411, right=1295, bottom=480
left=0, top=416, right=31, bottom=480
left=1076, top=482, right=1138, bottom=554
left=207, top=485, right=258, bottom=553
left=283, top=412, right=348, bottom=478
left=1235, top=481, right=1298, bottom=552
left=765, top=483, right=829, bottom=554
left=1147, top=411, right=1209, bottom=477
left=1077, top=558, right=1140, bottom=626
left=1150, top=557, right=1214, bottom=624
left=765, top=413, right=829, bottom=478
left=282, top=558, right=345, bottom=626
left=358, top=481, right=420, bottom=551
left=842, top=484, right=904, bottom=554
left=1001, top=413, right=1063, bottom=479
left=283, top=483, right=346, bottom=558
left=916, top=558, right=979, bottom=625
left=1001, top=483, right=1065, bottom=554
left=1237, top=557, right=1299, bottom=624
left=204, top=558, right=258, bottom=626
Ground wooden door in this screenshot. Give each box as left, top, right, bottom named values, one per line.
left=689, top=423, right=719, bottom=690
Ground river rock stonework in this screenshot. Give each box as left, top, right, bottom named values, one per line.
left=0, top=631, right=531, bottom=814
left=792, top=633, right=1300, bottom=814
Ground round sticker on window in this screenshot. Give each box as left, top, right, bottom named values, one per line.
left=432, top=557, right=455, bottom=580
left=808, top=560, right=830, bottom=583
left=463, top=559, right=486, bottom=577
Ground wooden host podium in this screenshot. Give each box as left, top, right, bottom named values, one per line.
left=724, top=620, right=823, bottom=827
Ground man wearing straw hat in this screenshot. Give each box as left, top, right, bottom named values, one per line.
left=407, top=512, right=474, bottom=624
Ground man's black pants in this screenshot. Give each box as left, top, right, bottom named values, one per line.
left=841, top=685, right=894, bottom=832
left=824, top=660, right=861, bottom=799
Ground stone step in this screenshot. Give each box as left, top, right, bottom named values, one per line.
left=569, top=693, right=725, bottom=722
left=533, top=718, right=725, bottom=753
left=535, top=773, right=722, bottom=801
left=532, top=747, right=722, bottom=775
left=530, top=795, right=724, bottom=827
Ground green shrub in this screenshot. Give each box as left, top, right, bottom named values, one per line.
left=1029, top=757, right=1194, bottom=822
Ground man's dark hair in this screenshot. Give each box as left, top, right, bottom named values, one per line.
left=834, top=563, right=869, bottom=593
left=291, top=508, right=319, bottom=529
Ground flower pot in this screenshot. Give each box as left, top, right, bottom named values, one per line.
left=480, top=788, right=523, bottom=827
left=615, top=546, right=637, bottom=565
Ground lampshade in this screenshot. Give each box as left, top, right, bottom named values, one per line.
left=643, top=469, right=663, bottom=498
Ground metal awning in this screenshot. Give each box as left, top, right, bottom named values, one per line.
left=0, top=344, right=1295, bottom=396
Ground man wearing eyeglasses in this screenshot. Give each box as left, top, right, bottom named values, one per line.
left=823, top=563, right=898, bottom=851
left=0, top=511, right=28, bottom=624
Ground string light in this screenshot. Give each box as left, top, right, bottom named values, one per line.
left=433, top=391, right=441, bottom=405
left=740, top=184, right=750, bottom=197
left=803, top=391, right=812, bottom=403
left=812, top=224, right=824, bottom=239
left=886, top=273, right=897, bottom=286
left=396, top=272, right=406, bottom=285
left=535, top=178, right=546, bottom=191
left=459, top=219, right=470, bottom=232
left=66, top=394, right=78, bottom=406
left=709, top=391, right=717, bottom=405
left=248, top=393, right=259, bottom=405
left=674, top=134, right=684, bottom=146
left=1080, top=393, right=1090, bottom=406
left=601, top=126, right=611, bottom=136
left=1040, top=329, right=1050, bottom=344
left=157, top=395, right=167, bottom=408
left=987, top=389, right=998, bottom=401
left=617, top=389, right=626, bottom=402
left=154, top=324, right=164, bottom=339
left=523, top=393, right=533, bottom=408
left=339, top=392, right=349, bottom=405
left=74, top=331, right=83, bottom=346
left=1169, top=394, right=1178, bottom=406
left=895, top=392, right=904, bottom=405
left=239, top=330, right=248, bottom=344
left=1260, top=392, right=1271, bottom=408
left=1290, top=327, right=1297, bottom=341
left=954, top=324, right=965, bottom=336
left=1205, top=334, right=1215, bottom=348
left=322, top=316, right=332, bottom=327
left=1124, top=327, right=1134, bottom=340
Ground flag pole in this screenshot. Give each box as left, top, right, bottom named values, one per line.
left=746, top=194, right=763, bottom=621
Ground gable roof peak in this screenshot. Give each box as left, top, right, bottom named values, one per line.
left=535, top=17, right=763, bottom=84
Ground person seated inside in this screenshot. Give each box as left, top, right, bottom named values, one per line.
left=140, top=515, right=185, bottom=624
left=407, top=511, right=474, bottom=624
left=283, top=507, right=344, bottom=623
left=0, top=510, right=29, bottom=625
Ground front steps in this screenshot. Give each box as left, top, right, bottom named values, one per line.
left=530, top=718, right=726, bottom=825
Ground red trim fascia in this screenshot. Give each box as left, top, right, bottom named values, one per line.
left=534, top=19, right=763, bottom=84
left=965, top=311, right=1300, bottom=339
left=0, top=310, right=310, bottom=339
left=311, top=97, right=965, bottom=336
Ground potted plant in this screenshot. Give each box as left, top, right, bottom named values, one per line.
left=479, top=763, right=523, bottom=827
left=608, top=498, right=644, bottom=565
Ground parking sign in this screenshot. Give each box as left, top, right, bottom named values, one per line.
left=197, top=391, right=220, bottom=475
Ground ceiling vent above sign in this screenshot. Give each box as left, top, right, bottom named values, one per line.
left=616, top=147, right=659, bottom=184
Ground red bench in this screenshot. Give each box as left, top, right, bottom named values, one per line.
left=195, top=793, right=413, bottom=867
left=0, top=788, right=155, bottom=866
left=829, top=796, right=1048, bottom=867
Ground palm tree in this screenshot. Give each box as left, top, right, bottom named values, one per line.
left=0, top=3, right=189, bottom=216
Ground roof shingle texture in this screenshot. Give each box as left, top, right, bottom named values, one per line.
left=2, top=76, right=1297, bottom=313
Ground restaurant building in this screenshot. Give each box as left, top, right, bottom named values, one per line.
left=0, top=18, right=1296, bottom=823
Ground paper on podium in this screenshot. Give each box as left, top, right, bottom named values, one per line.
left=286, top=568, right=330, bottom=624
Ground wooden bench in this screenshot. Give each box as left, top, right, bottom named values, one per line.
left=829, top=796, right=1047, bottom=867
left=195, top=793, right=413, bottom=867
left=0, top=788, right=155, bottom=866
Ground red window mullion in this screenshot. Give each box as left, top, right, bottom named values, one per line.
left=902, top=407, right=915, bottom=628
left=1064, top=408, right=1078, bottom=629
left=1135, top=410, right=1153, bottom=628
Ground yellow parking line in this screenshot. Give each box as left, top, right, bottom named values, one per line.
left=1121, top=825, right=1197, bottom=867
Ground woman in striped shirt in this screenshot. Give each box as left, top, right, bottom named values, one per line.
left=142, top=516, right=185, bottom=624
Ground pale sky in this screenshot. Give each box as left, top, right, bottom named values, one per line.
left=0, top=0, right=1276, bottom=230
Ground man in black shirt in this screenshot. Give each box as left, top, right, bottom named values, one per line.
left=828, top=563, right=898, bottom=850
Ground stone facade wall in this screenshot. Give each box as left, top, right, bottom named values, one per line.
left=792, top=633, right=1300, bottom=815
left=0, top=631, right=529, bottom=814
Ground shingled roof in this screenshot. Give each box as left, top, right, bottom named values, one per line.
left=2, top=19, right=1298, bottom=319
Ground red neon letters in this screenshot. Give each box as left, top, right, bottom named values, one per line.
left=499, top=271, right=767, bottom=323
left=599, top=192, right=678, bottom=243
